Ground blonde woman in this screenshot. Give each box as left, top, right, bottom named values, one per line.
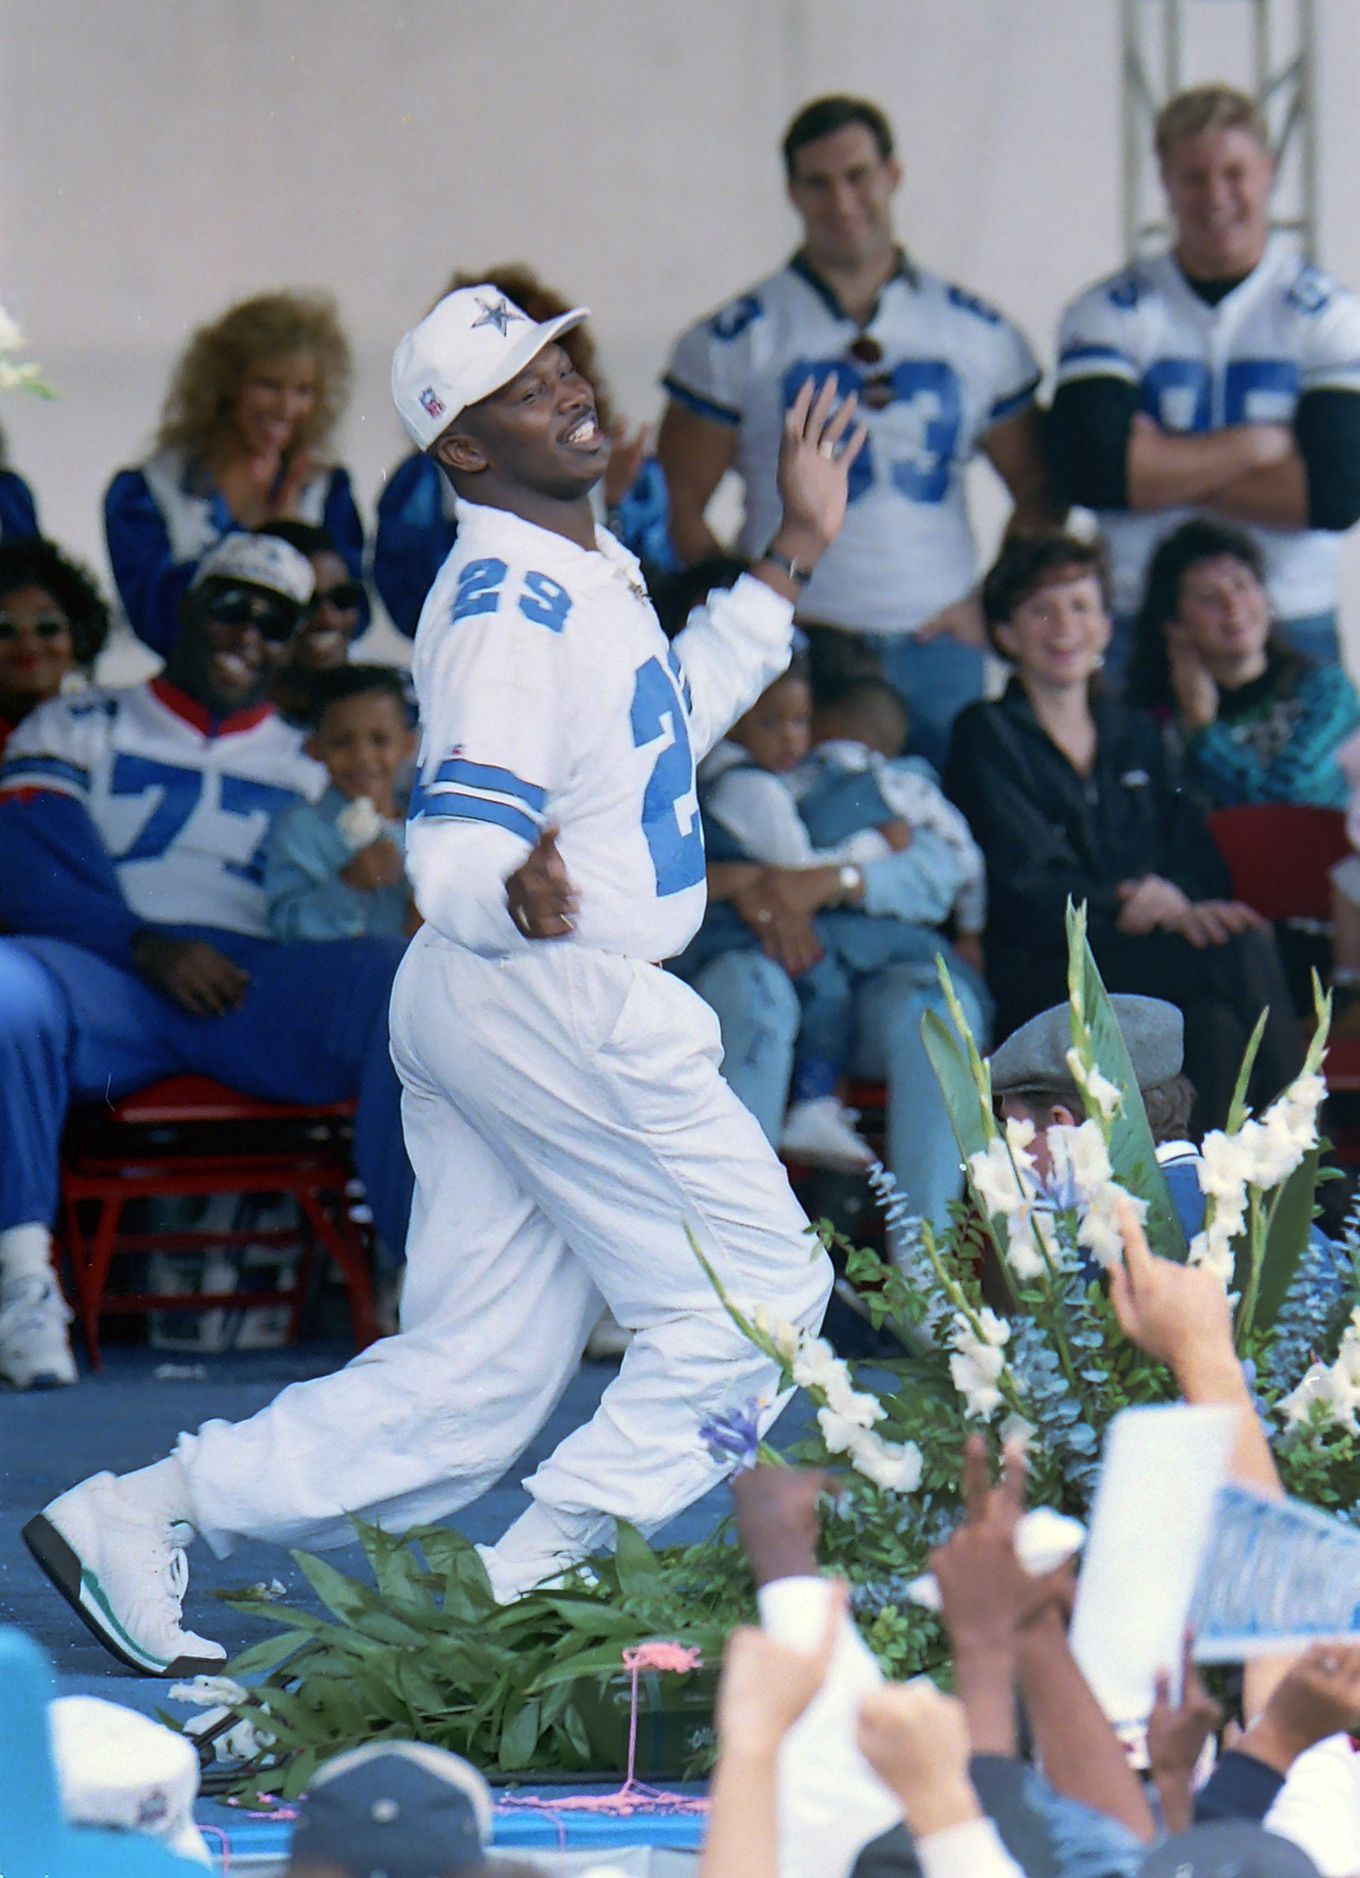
left=105, top=291, right=363, bottom=655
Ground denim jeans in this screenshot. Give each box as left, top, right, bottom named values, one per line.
left=691, top=947, right=991, bottom=1229
left=878, top=632, right=988, bottom=774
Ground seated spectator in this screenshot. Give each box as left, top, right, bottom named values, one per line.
left=947, top=530, right=1302, bottom=1131
left=683, top=665, right=988, bottom=1220
left=257, top=518, right=370, bottom=723
left=373, top=262, right=671, bottom=637
left=266, top=665, right=416, bottom=942
left=688, top=660, right=915, bottom=1169
left=801, top=674, right=986, bottom=974
left=105, top=291, right=363, bottom=657
left=0, top=533, right=412, bottom=1396
left=0, top=537, right=110, bottom=756
left=1127, top=518, right=1360, bottom=808
left=0, top=424, right=40, bottom=542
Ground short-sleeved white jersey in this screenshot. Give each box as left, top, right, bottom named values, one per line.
left=1, top=680, right=322, bottom=934
left=664, top=254, right=1040, bottom=637
left=1056, top=236, right=1360, bottom=618
left=405, top=500, right=793, bottom=962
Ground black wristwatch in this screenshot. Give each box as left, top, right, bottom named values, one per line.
left=759, top=547, right=812, bottom=588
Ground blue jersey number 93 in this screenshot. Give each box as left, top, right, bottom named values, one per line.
left=629, top=657, right=705, bottom=896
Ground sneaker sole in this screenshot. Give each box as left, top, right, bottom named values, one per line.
left=21, top=1513, right=224, bottom=1678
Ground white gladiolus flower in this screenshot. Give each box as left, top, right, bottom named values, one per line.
left=816, top=1406, right=862, bottom=1454
left=0, top=307, right=24, bottom=353
left=969, top=1122, right=1038, bottom=1209
left=949, top=1308, right=1010, bottom=1419
left=791, top=1335, right=841, bottom=1393
left=1065, top=1048, right=1123, bottom=1122
left=1187, top=1227, right=1236, bottom=1286
left=849, top=1430, right=924, bottom=1493
left=1003, top=1209, right=1048, bottom=1280
left=750, top=1301, right=801, bottom=1364
left=1197, top=1130, right=1257, bottom=1204
left=822, top=1363, right=885, bottom=1429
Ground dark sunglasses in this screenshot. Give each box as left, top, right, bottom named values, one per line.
left=0, top=614, right=70, bottom=642
left=304, top=582, right=365, bottom=617
left=202, top=586, right=297, bottom=643
left=847, top=333, right=895, bottom=410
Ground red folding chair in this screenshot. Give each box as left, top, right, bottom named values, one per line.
left=59, top=1076, right=379, bottom=1369
left=1207, top=803, right=1360, bottom=1156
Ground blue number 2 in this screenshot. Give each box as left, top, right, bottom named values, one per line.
left=629, top=657, right=705, bottom=896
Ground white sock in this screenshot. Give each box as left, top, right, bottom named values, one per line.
left=115, top=1456, right=195, bottom=1530
left=0, top=1224, right=54, bottom=1288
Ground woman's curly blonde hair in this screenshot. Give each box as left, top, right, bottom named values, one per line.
left=154, top=290, right=352, bottom=464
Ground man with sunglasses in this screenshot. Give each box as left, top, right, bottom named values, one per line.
left=0, top=531, right=412, bottom=1397
left=659, top=94, right=1055, bottom=768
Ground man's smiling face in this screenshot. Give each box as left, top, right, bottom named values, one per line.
left=449, top=343, right=612, bottom=500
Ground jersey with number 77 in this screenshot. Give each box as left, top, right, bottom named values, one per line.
left=406, top=500, right=794, bottom=962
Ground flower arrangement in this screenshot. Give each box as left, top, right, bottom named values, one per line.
left=205, top=905, right=1360, bottom=1785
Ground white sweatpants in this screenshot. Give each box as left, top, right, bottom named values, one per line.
left=176, top=931, right=831, bottom=1594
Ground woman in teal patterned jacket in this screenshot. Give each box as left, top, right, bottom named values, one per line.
left=1127, top=517, right=1360, bottom=809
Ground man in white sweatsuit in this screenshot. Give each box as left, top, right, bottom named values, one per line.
left=24, top=286, right=866, bottom=1672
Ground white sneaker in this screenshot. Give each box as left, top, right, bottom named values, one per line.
left=780, top=1096, right=875, bottom=1173
left=23, top=1473, right=226, bottom=1676
left=0, top=1274, right=77, bottom=1389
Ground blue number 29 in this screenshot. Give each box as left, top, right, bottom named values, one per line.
left=629, top=657, right=705, bottom=896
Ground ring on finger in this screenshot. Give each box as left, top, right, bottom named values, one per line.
left=817, top=441, right=837, bottom=459
left=756, top=909, right=774, bottom=924
left=512, top=904, right=533, bottom=935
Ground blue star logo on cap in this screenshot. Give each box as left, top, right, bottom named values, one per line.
left=471, top=295, right=523, bottom=336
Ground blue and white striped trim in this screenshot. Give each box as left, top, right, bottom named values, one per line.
left=429, top=758, right=547, bottom=813
left=1056, top=343, right=1138, bottom=385
left=661, top=375, right=743, bottom=427
left=1302, top=364, right=1360, bottom=394
left=987, top=373, right=1042, bottom=424
left=0, top=753, right=90, bottom=795
left=416, top=758, right=546, bottom=844
left=419, top=793, right=539, bottom=843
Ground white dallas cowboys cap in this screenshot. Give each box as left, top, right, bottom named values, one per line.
left=189, top=531, right=315, bottom=606
left=391, top=285, right=589, bottom=450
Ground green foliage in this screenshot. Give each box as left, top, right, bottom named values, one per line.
left=212, top=1519, right=745, bottom=1797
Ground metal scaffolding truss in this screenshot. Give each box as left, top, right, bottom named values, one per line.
left=1121, top=0, right=1317, bottom=260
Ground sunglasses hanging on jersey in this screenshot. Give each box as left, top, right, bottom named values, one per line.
left=847, top=333, right=895, bottom=410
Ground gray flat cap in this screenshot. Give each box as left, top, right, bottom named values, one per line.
left=989, top=995, right=1183, bottom=1094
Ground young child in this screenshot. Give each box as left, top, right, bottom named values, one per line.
left=693, top=665, right=985, bottom=1170
left=265, top=664, right=417, bottom=941
left=797, top=675, right=986, bottom=975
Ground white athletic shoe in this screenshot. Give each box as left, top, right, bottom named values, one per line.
left=22, top=1473, right=226, bottom=1677
left=780, top=1096, right=875, bottom=1173
left=0, top=1274, right=78, bottom=1389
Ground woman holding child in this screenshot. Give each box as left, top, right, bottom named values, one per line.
left=945, top=531, right=1302, bottom=1132
left=678, top=638, right=990, bottom=1230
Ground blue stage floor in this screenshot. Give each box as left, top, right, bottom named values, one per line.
left=1, top=1340, right=748, bottom=1870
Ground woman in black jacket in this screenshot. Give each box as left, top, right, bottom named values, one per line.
left=945, top=532, right=1301, bottom=1130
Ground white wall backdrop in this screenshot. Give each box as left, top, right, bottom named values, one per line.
left=3, top=0, right=1359, bottom=669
